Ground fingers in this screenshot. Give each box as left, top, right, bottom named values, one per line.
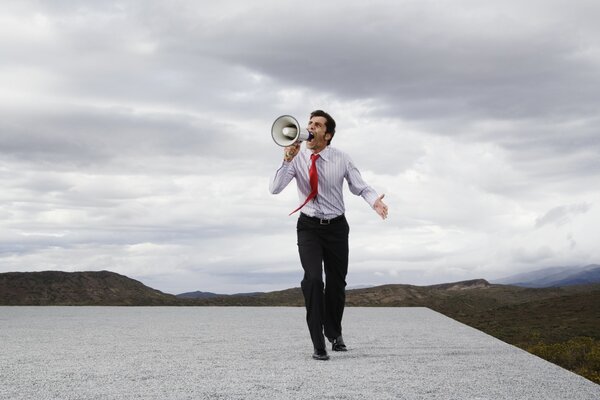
left=283, top=143, right=301, bottom=162
left=380, top=206, right=388, bottom=220
left=376, top=194, right=388, bottom=220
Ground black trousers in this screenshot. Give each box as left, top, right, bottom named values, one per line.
left=297, top=213, right=349, bottom=350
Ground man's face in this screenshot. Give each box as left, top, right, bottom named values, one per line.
left=306, top=116, right=331, bottom=153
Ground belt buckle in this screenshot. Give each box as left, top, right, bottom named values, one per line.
left=319, top=218, right=330, bottom=225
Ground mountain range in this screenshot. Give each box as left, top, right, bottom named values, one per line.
left=177, top=264, right=600, bottom=301
left=1, top=270, right=597, bottom=310
left=493, top=264, right=600, bottom=287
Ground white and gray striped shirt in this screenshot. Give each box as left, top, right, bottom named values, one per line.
left=269, top=146, right=379, bottom=219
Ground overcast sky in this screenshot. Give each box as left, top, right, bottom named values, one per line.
left=2, top=0, right=599, bottom=294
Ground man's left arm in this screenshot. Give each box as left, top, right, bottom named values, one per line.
left=346, top=160, right=389, bottom=220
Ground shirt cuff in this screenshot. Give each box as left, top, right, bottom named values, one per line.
left=363, top=189, right=380, bottom=208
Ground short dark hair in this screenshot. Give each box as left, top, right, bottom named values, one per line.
left=310, top=110, right=336, bottom=145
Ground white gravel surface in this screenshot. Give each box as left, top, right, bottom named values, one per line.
left=1, top=307, right=598, bottom=399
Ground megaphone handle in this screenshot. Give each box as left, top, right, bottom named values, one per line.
left=284, top=142, right=301, bottom=162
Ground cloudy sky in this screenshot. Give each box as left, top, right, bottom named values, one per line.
left=2, top=0, right=599, bottom=294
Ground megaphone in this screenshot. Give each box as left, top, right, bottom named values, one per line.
left=271, top=115, right=314, bottom=147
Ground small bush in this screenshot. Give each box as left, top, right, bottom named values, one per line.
left=528, top=337, right=600, bottom=384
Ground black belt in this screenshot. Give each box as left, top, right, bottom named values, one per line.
left=300, top=213, right=345, bottom=225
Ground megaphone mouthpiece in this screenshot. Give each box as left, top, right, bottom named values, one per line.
left=282, top=127, right=298, bottom=138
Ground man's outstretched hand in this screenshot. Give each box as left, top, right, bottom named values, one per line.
left=374, top=194, right=388, bottom=220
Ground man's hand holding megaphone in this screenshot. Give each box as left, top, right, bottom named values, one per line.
left=283, top=142, right=301, bottom=162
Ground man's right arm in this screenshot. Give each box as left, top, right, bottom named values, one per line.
left=269, top=160, right=295, bottom=194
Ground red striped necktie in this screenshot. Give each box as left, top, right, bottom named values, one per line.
left=290, top=153, right=320, bottom=215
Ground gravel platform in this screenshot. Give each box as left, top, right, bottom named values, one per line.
left=1, top=307, right=598, bottom=399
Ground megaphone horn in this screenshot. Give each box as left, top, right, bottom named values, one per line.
left=271, top=115, right=314, bottom=147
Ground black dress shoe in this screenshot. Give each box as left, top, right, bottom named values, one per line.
left=331, top=336, right=347, bottom=352
left=312, top=348, right=330, bottom=361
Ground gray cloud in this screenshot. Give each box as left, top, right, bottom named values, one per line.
left=535, top=203, right=592, bottom=228
left=191, top=1, right=600, bottom=119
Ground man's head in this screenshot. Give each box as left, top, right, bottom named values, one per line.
left=306, top=110, right=336, bottom=153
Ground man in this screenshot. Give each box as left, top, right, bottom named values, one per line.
left=269, top=110, right=388, bottom=361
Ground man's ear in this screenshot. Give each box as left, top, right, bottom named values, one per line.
left=325, top=133, right=333, bottom=142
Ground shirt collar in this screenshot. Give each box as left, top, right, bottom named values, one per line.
left=305, top=145, right=331, bottom=162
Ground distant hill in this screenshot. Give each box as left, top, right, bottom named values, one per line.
left=176, top=291, right=222, bottom=299
left=176, top=290, right=262, bottom=299
left=0, top=270, right=180, bottom=306
left=493, top=264, right=600, bottom=287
